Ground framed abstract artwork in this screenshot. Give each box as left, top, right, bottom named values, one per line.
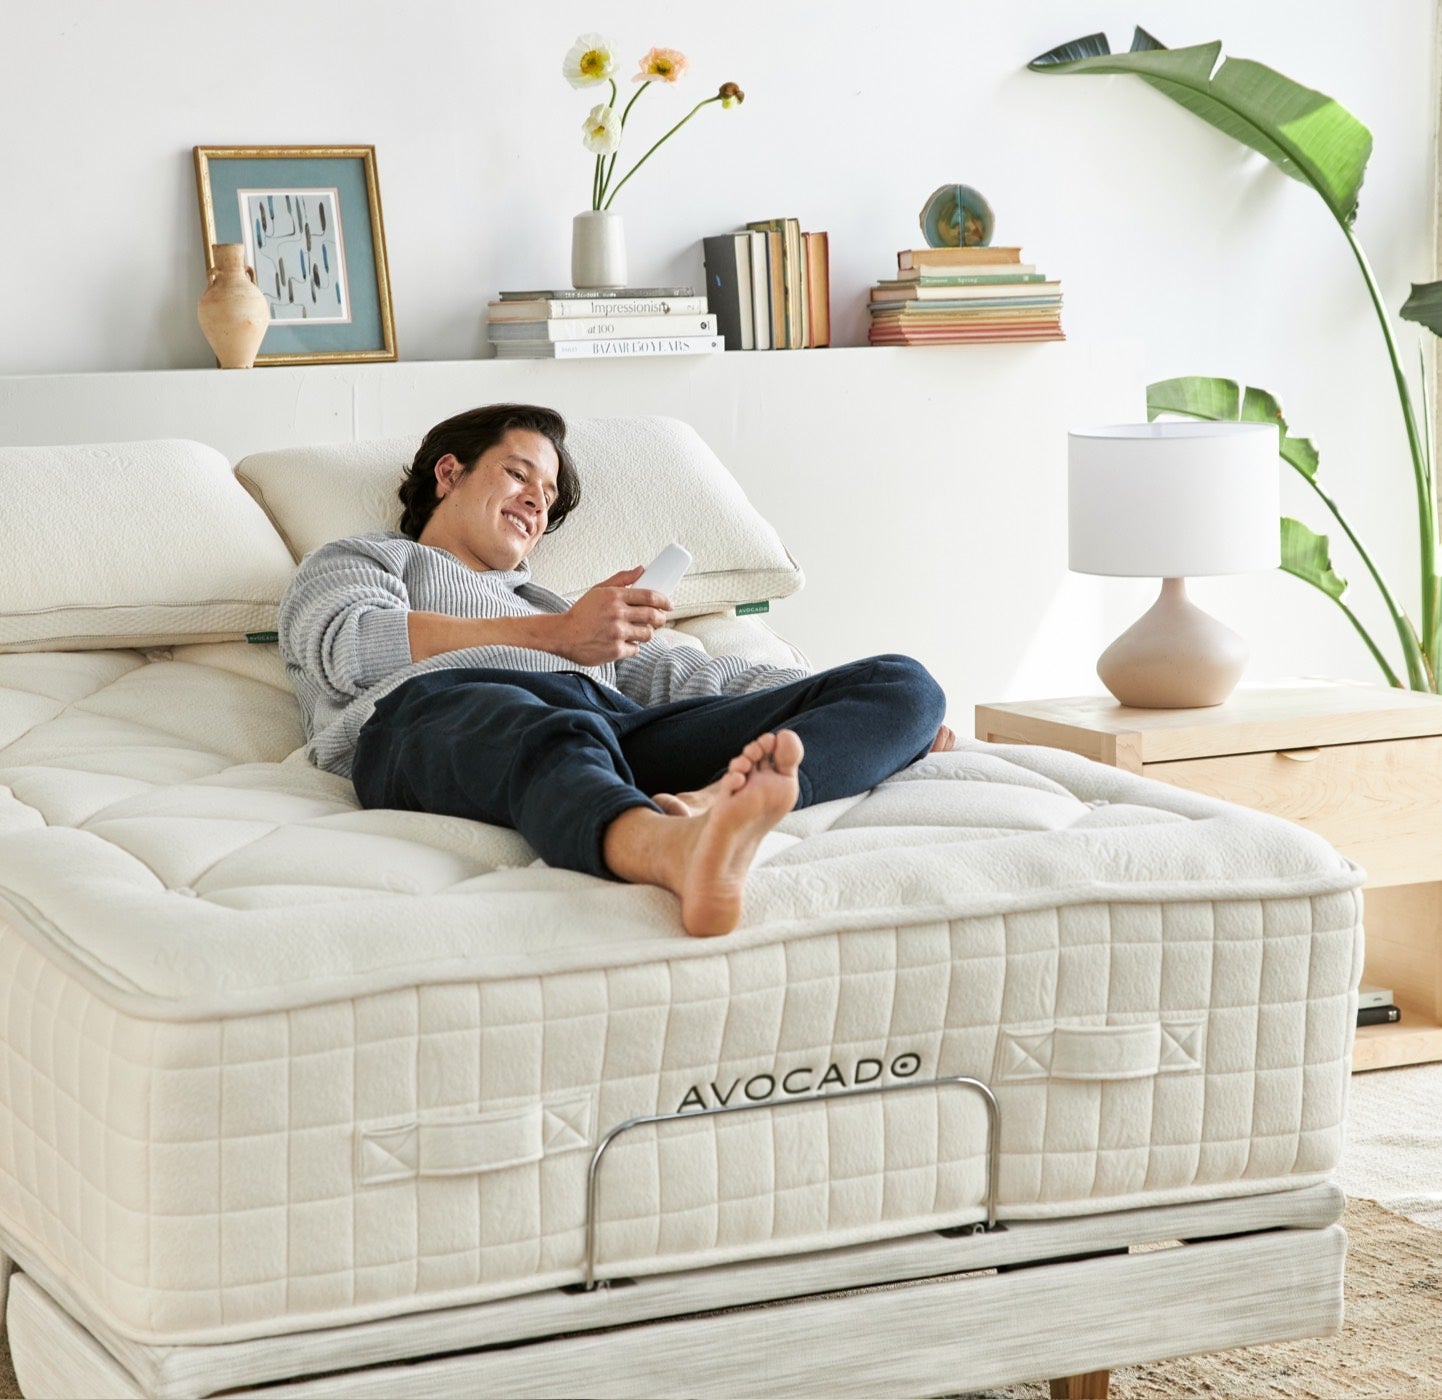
left=193, top=146, right=397, bottom=365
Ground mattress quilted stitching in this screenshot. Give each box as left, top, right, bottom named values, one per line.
left=0, top=894, right=1364, bottom=1343
left=0, top=648, right=1365, bottom=1344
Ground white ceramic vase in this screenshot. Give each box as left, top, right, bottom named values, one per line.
left=571, top=210, right=627, bottom=290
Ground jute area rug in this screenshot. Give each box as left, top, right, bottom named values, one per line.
left=0, top=1199, right=1433, bottom=1398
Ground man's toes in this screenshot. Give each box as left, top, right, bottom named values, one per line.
left=741, top=736, right=773, bottom=764
left=773, top=729, right=803, bottom=774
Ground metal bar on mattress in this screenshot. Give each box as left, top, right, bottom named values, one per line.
left=581, top=1074, right=1002, bottom=1291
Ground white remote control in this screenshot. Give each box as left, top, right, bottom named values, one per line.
left=635, top=542, right=692, bottom=597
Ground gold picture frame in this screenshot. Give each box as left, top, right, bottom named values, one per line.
left=193, top=145, right=397, bottom=366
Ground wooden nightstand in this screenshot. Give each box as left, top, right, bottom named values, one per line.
left=975, top=681, right=1442, bottom=1072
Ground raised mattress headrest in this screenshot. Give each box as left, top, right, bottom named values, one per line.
left=236, top=416, right=803, bottom=620
left=0, top=418, right=802, bottom=651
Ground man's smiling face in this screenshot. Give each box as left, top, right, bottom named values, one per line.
left=418, top=428, right=561, bottom=572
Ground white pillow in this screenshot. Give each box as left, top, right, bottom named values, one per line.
left=236, top=416, right=804, bottom=619
left=0, top=440, right=297, bottom=652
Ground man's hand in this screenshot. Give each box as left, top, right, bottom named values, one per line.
left=552, top=566, right=671, bottom=665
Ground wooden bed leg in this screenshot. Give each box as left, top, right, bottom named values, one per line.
left=1049, top=1371, right=1110, bottom=1399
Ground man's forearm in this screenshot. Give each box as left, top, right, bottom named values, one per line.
left=406, top=610, right=563, bottom=663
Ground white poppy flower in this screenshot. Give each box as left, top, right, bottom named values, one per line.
left=581, top=103, right=622, bottom=155
left=563, top=33, right=617, bottom=88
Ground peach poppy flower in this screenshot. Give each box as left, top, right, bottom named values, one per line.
left=634, top=47, right=688, bottom=83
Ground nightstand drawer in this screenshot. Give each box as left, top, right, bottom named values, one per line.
left=1143, top=735, right=1442, bottom=887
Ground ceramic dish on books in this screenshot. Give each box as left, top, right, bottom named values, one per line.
left=920, top=182, right=994, bottom=248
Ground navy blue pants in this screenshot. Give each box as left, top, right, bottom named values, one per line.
left=352, top=654, right=946, bottom=879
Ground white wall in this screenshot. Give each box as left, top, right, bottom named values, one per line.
left=0, top=346, right=1143, bottom=726
left=2, top=1, right=1439, bottom=703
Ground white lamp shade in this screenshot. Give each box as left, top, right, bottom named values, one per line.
left=1068, top=422, right=1281, bottom=577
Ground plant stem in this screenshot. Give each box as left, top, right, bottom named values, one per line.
left=1295, top=467, right=1424, bottom=684
left=1281, top=564, right=1403, bottom=686
left=620, top=80, right=649, bottom=126
left=1339, top=220, right=1436, bottom=686
left=1334, top=592, right=1405, bottom=687
left=594, top=80, right=619, bottom=204
left=1419, top=347, right=1442, bottom=668
left=592, top=155, right=602, bottom=211
left=601, top=80, right=650, bottom=204
left=603, top=95, right=721, bottom=210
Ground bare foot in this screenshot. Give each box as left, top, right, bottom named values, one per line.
left=605, top=730, right=803, bottom=937
left=679, top=730, right=802, bottom=936
left=931, top=724, right=957, bottom=753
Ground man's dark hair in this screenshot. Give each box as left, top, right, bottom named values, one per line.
left=397, top=403, right=581, bottom=540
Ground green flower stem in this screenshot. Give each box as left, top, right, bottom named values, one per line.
left=601, top=80, right=650, bottom=202
left=592, top=155, right=602, bottom=211
left=619, top=80, right=650, bottom=126
left=602, top=95, right=721, bottom=210
left=1339, top=220, right=1437, bottom=680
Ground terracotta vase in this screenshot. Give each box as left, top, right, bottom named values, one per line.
left=571, top=211, right=627, bottom=290
left=197, top=244, right=270, bottom=368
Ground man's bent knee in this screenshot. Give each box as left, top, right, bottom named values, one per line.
left=869, top=653, right=946, bottom=718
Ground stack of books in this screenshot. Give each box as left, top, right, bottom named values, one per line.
left=867, top=246, right=1064, bottom=346
left=485, top=287, right=722, bottom=360
left=701, top=220, right=830, bottom=350
left=1357, top=982, right=1402, bottom=1027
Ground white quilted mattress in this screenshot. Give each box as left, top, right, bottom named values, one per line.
left=0, top=645, right=1363, bottom=1345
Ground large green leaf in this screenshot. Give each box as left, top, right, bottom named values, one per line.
left=1029, top=33, right=1372, bottom=226
left=1147, top=375, right=1239, bottom=421
left=1400, top=280, right=1442, bottom=336
left=1146, top=375, right=1320, bottom=480
left=1239, top=386, right=1320, bottom=480
left=1280, top=517, right=1347, bottom=599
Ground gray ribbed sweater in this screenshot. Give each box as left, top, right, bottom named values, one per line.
left=278, top=533, right=808, bottom=777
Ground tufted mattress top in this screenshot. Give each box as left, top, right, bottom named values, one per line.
left=0, top=644, right=1365, bottom=1343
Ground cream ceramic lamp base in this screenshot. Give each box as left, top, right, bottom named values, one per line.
left=1097, top=577, right=1248, bottom=709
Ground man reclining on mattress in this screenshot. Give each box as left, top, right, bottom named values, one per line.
left=279, top=403, right=952, bottom=938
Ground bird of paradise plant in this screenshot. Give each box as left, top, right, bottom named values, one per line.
left=563, top=33, right=744, bottom=212
left=1030, top=29, right=1442, bottom=691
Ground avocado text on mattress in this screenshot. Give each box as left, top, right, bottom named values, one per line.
left=675, top=1052, right=924, bottom=1112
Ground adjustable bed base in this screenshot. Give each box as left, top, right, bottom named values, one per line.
left=3, top=1184, right=1345, bottom=1398
left=0, top=422, right=1364, bottom=1398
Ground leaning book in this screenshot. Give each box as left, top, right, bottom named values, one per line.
left=490, top=335, right=724, bottom=360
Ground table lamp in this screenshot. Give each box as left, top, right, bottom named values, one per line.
left=1068, top=422, right=1280, bottom=709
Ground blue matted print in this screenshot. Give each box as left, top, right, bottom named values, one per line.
left=240, top=187, right=350, bottom=324
left=196, top=148, right=395, bottom=363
